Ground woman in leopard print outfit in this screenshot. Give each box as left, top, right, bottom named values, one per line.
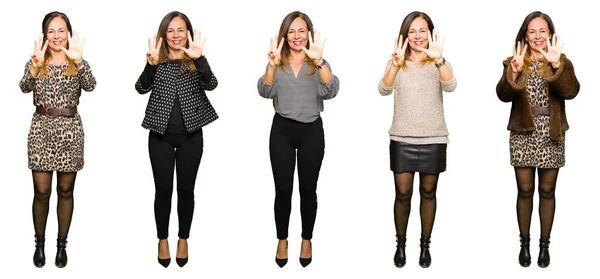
left=496, top=11, right=579, bottom=268
left=19, top=11, right=96, bottom=268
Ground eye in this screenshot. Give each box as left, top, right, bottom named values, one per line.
left=409, top=30, right=415, bottom=34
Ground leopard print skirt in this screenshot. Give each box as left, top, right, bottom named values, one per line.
left=509, top=115, right=564, bottom=168
left=27, top=113, right=84, bottom=172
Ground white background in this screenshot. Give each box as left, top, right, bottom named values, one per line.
left=0, top=0, right=597, bottom=278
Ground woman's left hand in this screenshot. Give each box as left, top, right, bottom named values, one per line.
left=416, top=29, right=444, bottom=60
left=539, top=34, right=564, bottom=68
left=181, top=29, right=206, bottom=59
left=60, top=32, right=84, bottom=64
left=300, top=30, right=326, bottom=62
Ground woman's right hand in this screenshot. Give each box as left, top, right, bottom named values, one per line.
left=391, top=35, right=408, bottom=68
left=147, top=36, right=163, bottom=65
left=31, top=36, right=49, bottom=69
left=268, top=35, right=284, bottom=67
left=511, top=41, right=527, bottom=73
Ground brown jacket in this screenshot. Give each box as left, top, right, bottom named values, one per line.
left=496, top=54, right=580, bottom=141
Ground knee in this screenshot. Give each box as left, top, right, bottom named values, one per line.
left=419, top=186, right=437, bottom=201
left=34, top=188, right=51, bottom=203
left=395, top=188, right=412, bottom=203
left=56, top=184, right=74, bottom=200
left=517, top=186, right=535, bottom=200
left=538, top=185, right=556, bottom=200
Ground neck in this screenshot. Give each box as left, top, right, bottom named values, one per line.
left=48, top=49, right=67, bottom=63
left=530, top=50, right=544, bottom=60
left=290, top=49, right=305, bottom=62
left=409, top=49, right=427, bottom=62
left=169, top=49, right=185, bottom=60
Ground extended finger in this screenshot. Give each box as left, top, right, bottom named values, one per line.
left=41, top=39, right=49, bottom=53
left=428, top=30, right=433, bottom=44
left=402, top=37, right=409, bottom=51
left=156, top=37, right=163, bottom=50
left=187, top=31, right=193, bottom=44
left=308, top=31, right=314, bottom=45
left=521, top=44, right=528, bottom=56
left=278, top=37, right=285, bottom=51
left=559, top=42, right=565, bottom=54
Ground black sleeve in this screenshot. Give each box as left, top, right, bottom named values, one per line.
left=193, top=56, right=214, bottom=85
left=139, top=62, right=158, bottom=89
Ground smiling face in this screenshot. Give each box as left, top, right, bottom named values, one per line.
left=166, top=16, right=188, bottom=51
left=287, top=17, right=308, bottom=52
left=45, top=17, right=68, bottom=51
left=407, top=17, right=429, bottom=51
left=526, top=17, right=550, bottom=53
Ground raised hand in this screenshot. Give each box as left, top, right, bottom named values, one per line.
left=268, top=35, right=284, bottom=67
left=181, top=29, right=206, bottom=59
left=539, top=34, right=564, bottom=67
left=147, top=35, right=163, bottom=65
left=511, top=41, right=528, bottom=73
left=60, top=31, right=85, bottom=63
left=391, top=35, right=408, bottom=67
left=416, top=29, right=444, bottom=60
left=31, top=36, right=49, bottom=69
left=300, top=30, right=326, bottom=62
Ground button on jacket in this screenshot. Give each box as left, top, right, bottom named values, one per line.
left=135, top=56, right=218, bottom=134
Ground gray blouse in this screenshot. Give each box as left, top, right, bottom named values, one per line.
left=257, top=61, right=340, bottom=123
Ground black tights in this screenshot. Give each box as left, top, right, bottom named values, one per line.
left=32, top=171, right=77, bottom=238
left=515, top=167, right=558, bottom=238
left=393, top=172, right=439, bottom=238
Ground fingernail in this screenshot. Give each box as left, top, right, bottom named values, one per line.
left=393, top=53, right=397, bottom=56
left=270, top=51, right=273, bottom=54
left=33, top=55, right=37, bottom=58
left=513, top=59, right=516, bottom=63
left=147, top=53, right=151, bottom=57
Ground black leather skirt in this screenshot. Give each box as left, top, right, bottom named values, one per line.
left=389, top=140, right=447, bottom=174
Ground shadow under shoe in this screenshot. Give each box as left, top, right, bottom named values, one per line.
left=394, top=236, right=407, bottom=268
left=33, top=235, right=46, bottom=268
left=537, top=236, right=551, bottom=268
left=275, top=240, right=288, bottom=268
left=55, top=237, right=68, bottom=268
left=299, top=241, right=312, bottom=267
left=419, top=237, right=431, bottom=268
left=519, top=234, right=531, bottom=267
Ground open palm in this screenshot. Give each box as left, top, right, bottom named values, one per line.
left=181, top=29, right=206, bottom=59
left=300, top=30, right=326, bottom=61
left=60, top=32, right=85, bottom=62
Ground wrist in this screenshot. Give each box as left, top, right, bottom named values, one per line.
left=434, top=57, right=446, bottom=68
left=551, top=61, right=560, bottom=69
left=315, top=59, right=326, bottom=70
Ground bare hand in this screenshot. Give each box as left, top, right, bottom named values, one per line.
left=59, top=31, right=85, bottom=63
left=268, top=35, right=284, bottom=67
left=416, top=29, right=444, bottom=60
left=539, top=34, right=564, bottom=67
left=31, top=36, right=49, bottom=69
left=511, top=41, right=528, bottom=73
left=391, top=35, right=408, bottom=68
left=147, top=36, right=163, bottom=65
left=300, top=30, right=326, bottom=62
left=180, top=29, right=206, bottom=59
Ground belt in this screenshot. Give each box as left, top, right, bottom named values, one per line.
left=531, top=106, right=550, bottom=116
left=35, top=106, right=78, bottom=117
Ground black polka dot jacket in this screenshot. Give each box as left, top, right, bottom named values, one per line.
left=135, top=56, right=218, bottom=134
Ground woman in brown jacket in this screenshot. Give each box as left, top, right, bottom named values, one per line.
left=496, top=11, right=579, bottom=268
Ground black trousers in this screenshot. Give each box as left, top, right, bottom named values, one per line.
left=148, top=129, right=203, bottom=239
left=269, top=113, right=325, bottom=240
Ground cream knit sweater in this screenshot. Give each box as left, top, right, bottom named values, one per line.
left=378, top=60, right=457, bottom=142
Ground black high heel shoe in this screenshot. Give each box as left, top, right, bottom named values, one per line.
left=33, top=235, right=45, bottom=268
left=176, top=239, right=188, bottom=267
left=157, top=240, right=171, bottom=268
left=419, top=237, right=431, bottom=268
left=519, top=234, right=531, bottom=267
left=55, top=236, right=68, bottom=268
left=299, top=240, right=312, bottom=267
left=394, top=236, right=407, bottom=268
left=275, top=240, right=288, bottom=268
left=537, top=236, right=551, bottom=268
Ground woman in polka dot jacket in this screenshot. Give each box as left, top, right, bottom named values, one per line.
left=135, top=11, right=218, bottom=268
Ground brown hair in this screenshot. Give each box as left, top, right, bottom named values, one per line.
left=155, top=11, right=196, bottom=72
left=276, top=11, right=317, bottom=75
left=39, top=11, right=76, bottom=76
left=515, top=11, right=556, bottom=75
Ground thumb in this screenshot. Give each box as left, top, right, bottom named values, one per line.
left=300, top=46, right=308, bottom=53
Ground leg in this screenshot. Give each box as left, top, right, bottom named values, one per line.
left=514, top=167, right=535, bottom=267
left=54, top=171, right=76, bottom=268
left=537, top=168, right=558, bottom=268
left=149, top=131, right=176, bottom=265
left=31, top=170, right=52, bottom=267
left=418, top=173, right=439, bottom=268
left=174, top=130, right=204, bottom=266
left=269, top=120, right=296, bottom=262
left=296, top=122, right=325, bottom=266
left=393, top=172, right=414, bottom=267
left=56, top=172, right=77, bottom=238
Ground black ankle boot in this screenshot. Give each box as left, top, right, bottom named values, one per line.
left=537, top=236, right=551, bottom=268
left=55, top=237, right=68, bottom=268
left=519, top=234, right=531, bottom=267
left=419, top=237, right=431, bottom=268
left=393, top=236, right=406, bottom=268
left=33, top=235, right=45, bottom=268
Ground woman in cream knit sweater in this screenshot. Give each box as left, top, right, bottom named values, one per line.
left=378, top=11, right=457, bottom=268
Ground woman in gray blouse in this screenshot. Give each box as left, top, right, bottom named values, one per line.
left=378, top=11, right=457, bottom=268
left=257, top=11, right=340, bottom=268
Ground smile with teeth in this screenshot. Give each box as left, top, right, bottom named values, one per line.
left=413, top=41, right=423, bottom=46
left=52, top=40, right=62, bottom=45
left=534, top=41, right=544, bottom=46
left=292, top=40, right=302, bottom=46
left=172, top=40, right=182, bottom=45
